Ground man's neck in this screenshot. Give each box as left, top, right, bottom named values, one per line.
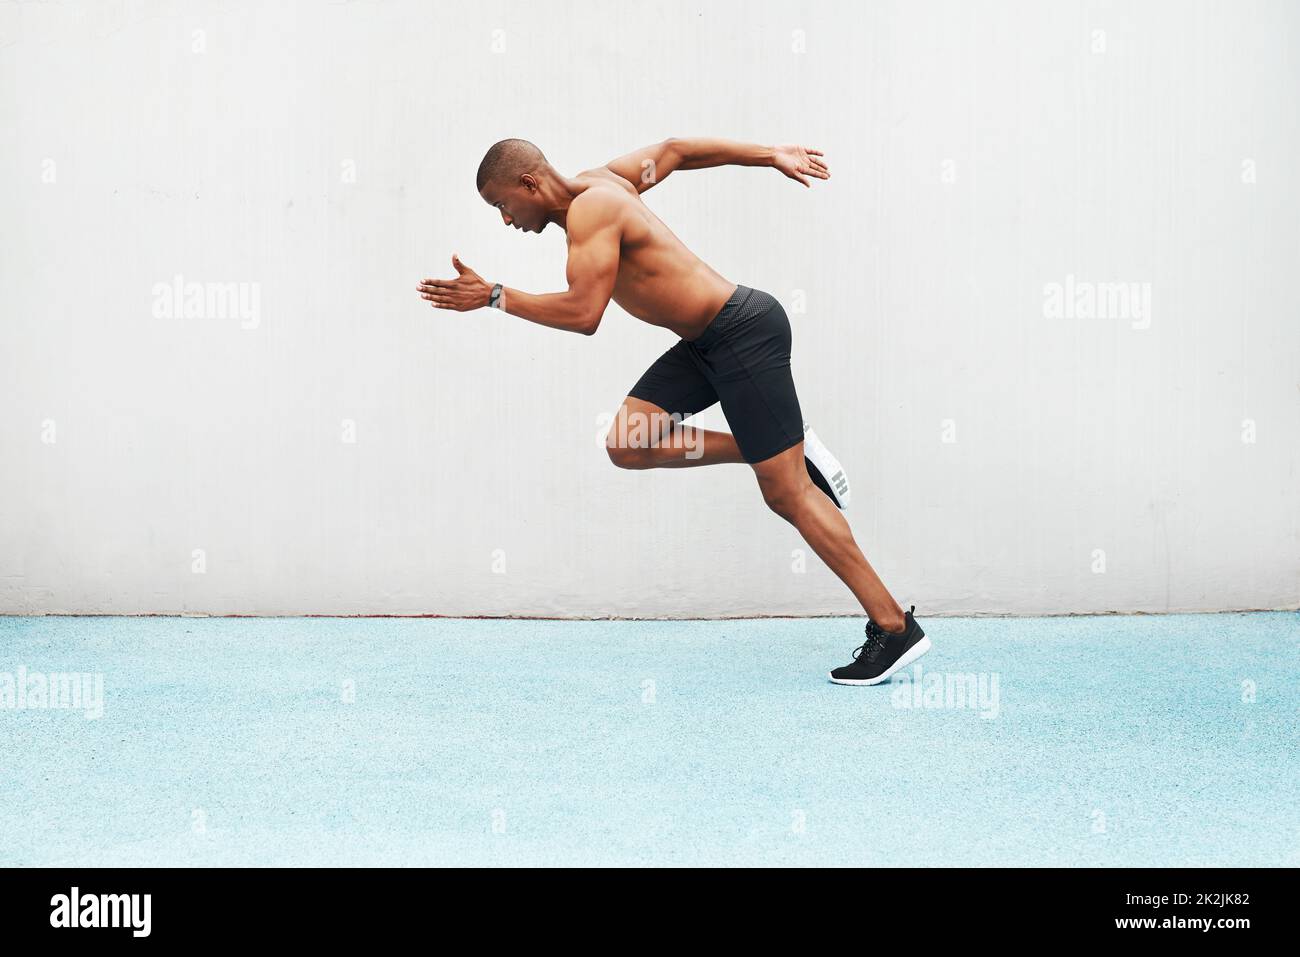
left=538, top=171, right=582, bottom=230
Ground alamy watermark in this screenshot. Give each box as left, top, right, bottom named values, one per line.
left=0, top=666, right=104, bottom=720
left=152, top=274, right=261, bottom=329
left=597, top=408, right=704, bottom=459
left=1043, top=274, right=1151, bottom=329
left=50, top=887, right=150, bottom=937
left=890, top=664, right=1000, bottom=719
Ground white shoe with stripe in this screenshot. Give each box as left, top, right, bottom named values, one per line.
left=802, top=424, right=850, bottom=510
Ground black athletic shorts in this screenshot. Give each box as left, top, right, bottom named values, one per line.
left=626, top=284, right=804, bottom=464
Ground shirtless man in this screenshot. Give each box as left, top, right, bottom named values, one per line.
left=416, top=137, right=931, bottom=684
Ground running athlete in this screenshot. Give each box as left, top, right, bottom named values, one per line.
left=417, top=138, right=931, bottom=684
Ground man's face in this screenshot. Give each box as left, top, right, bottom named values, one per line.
left=481, top=175, right=547, bottom=234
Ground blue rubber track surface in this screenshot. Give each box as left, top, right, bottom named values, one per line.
left=1, top=612, right=1295, bottom=866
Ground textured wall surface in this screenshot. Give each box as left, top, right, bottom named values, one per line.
left=2, top=0, right=1297, bottom=616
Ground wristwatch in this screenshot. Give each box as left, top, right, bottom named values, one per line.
left=488, top=283, right=504, bottom=310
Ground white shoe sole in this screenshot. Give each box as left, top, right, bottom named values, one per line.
left=803, top=425, right=851, bottom=509
left=827, top=635, right=932, bottom=686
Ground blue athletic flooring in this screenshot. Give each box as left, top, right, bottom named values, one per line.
left=1, top=612, right=1295, bottom=867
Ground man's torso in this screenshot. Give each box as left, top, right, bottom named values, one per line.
left=570, top=168, right=737, bottom=340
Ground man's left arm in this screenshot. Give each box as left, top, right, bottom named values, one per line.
left=602, top=139, right=830, bottom=192
left=417, top=191, right=621, bottom=336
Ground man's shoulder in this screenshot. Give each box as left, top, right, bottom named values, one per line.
left=575, top=166, right=639, bottom=196
left=567, top=180, right=634, bottom=232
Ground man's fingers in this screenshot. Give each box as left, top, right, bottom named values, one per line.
left=806, top=150, right=830, bottom=176
left=806, top=147, right=824, bottom=156
left=794, top=164, right=826, bottom=183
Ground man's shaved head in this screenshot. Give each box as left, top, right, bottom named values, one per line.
left=476, top=138, right=548, bottom=192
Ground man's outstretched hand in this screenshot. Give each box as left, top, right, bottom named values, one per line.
left=417, top=254, right=492, bottom=311
left=773, top=144, right=830, bottom=187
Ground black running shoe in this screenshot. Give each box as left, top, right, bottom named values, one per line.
left=828, top=605, right=931, bottom=685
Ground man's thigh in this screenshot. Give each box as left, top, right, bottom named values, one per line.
left=606, top=396, right=682, bottom=450
left=704, top=294, right=805, bottom=465
left=615, top=340, right=719, bottom=446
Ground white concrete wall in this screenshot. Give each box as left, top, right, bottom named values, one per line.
left=1, top=0, right=1297, bottom=617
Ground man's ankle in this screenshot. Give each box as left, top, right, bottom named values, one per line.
left=874, top=614, right=907, bottom=635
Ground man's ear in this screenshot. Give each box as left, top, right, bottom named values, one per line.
left=521, top=173, right=538, bottom=193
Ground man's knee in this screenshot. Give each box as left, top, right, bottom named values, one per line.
left=605, top=400, right=671, bottom=470
left=761, top=480, right=806, bottom=521
left=606, top=440, right=653, bottom=470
